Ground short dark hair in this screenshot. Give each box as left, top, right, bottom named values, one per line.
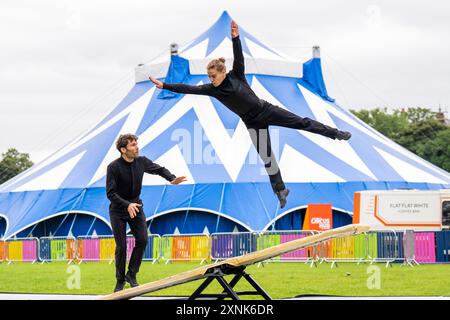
left=116, top=134, right=138, bottom=153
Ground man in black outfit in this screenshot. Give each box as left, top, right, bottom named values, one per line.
left=150, top=20, right=351, bottom=209
left=106, top=133, right=186, bottom=292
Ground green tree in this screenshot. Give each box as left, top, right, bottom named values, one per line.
left=350, top=108, right=409, bottom=141
left=396, top=112, right=450, bottom=172
left=0, top=148, right=34, bottom=184
left=351, top=107, right=450, bottom=173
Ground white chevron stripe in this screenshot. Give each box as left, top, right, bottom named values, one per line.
left=298, top=85, right=377, bottom=180
left=250, top=76, right=287, bottom=109
left=13, top=151, right=86, bottom=191
left=88, top=88, right=154, bottom=186
left=279, top=144, right=345, bottom=182
left=374, top=146, right=448, bottom=184
left=138, top=81, right=253, bottom=182
left=179, top=38, right=208, bottom=59
left=4, top=87, right=155, bottom=191
left=142, top=145, right=195, bottom=186
left=205, top=38, right=234, bottom=59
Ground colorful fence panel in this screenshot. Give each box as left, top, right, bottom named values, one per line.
left=258, top=231, right=316, bottom=262
left=330, top=236, right=355, bottom=259
left=161, top=234, right=210, bottom=263
left=280, top=233, right=312, bottom=261
left=0, top=240, right=5, bottom=262
left=76, top=235, right=160, bottom=263
left=353, top=233, right=378, bottom=261
left=401, top=230, right=417, bottom=266
left=375, top=231, right=403, bottom=266
left=211, top=232, right=258, bottom=260
left=5, top=230, right=450, bottom=266
left=76, top=236, right=103, bottom=263
left=39, top=237, right=76, bottom=263
left=5, top=238, right=39, bottom=263
left=414, top=232, right=436, bottom=263
left=436, top=231, right=450, bottom=263
left=143, top=235, right=161, bottom=262
left=320, top=231, right=380, bottom=266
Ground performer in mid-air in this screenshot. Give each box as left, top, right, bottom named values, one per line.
left=150, top=20, right=351, bottom=209
left=106, top=133, right=186, bottom=292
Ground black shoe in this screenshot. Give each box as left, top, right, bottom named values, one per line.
left=276, top=188, right=290, bottom=209
left=114, top=280, right=126, bottom=292
left=336, top=130, right=352, bottom=140
left=125, top=271, right=139, bottom=288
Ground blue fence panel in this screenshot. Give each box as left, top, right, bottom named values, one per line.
left=436, top=231, right=450, bottom=262
left=39, top=238, right=51, bottom=262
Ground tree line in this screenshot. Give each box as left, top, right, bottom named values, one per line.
left=350, top=107, right=450, bottom=172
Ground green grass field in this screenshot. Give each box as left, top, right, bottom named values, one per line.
left=0, top=261, right=449, bottom=299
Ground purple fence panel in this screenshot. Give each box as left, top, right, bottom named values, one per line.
left=211, top=234, right=233, bottom=259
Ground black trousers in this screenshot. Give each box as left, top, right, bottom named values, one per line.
left=244, top=102, right=339, bottom=193
left=109, top=210, right=148, bottom=281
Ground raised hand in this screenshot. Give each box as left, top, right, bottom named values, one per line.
left=149, top=76, right=163, bottom=89
left=231, top=20, right=239, bottom=38
left=170, top=176, right=187, bottom=185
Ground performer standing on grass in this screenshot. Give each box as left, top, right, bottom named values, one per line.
left=106, top=133, right=186, bottom=292
left=150, top=20, right=351, bottom=209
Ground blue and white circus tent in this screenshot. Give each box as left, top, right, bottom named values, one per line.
left=1, top=11, right=450, bottom=239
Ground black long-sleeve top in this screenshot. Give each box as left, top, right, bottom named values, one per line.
left=162, top=36, right=264, bottom=121
left=106, top=156, right=176, bottom=213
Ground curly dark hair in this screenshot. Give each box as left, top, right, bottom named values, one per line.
left=116, top=133, right=138, bottom=153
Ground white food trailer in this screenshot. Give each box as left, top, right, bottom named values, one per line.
left=353, top=189, right=450, bottom=231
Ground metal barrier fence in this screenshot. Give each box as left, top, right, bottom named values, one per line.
left=374, top=231, right=403, bottom=267
left=39, top=237, right=76, bottom=263
left=436, top=230, right=450, bottom=263
left=401, top=230, right=418, bottom=267
left=3, top=230, right=450, bottom=265
left=211, top=232, right=258, bottom=261
left=315, top=232, right=371, bottom=266
left=76, top=235, right=107, bottom=263
left=4, top=238, right=39, bottom=264
left=318, top=231, right=400, bottom=267
left=0, top=240, right=5, bottom=262
left=143, top=235, right=161, bottom=263
left=161, top=234, right=210, bottom=264
left=257, top=231, right=316, bottom=264
left=76, top=235, right=161, bottom=263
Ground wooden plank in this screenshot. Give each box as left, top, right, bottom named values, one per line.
left=99, top=224, right=369, bottom=300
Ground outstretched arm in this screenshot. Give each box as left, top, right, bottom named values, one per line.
left=231, top=20, right=245, bottom=81
left=149, top=76, right=213, bottom=96
left=143, top=157, right=187, bottom=185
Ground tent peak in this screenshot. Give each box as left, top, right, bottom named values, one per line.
left=313, top=46, right=321, bottom=59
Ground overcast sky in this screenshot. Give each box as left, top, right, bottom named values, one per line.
left=1, top=0, right=449, bottom=165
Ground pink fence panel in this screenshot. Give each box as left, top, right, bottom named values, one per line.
left=126, top=237, right=135, bottom=261
left=83, top=238, right=100, bottom=261
left=414, top=232, right=436, bottom=263
left=280, top=234, right=309, bottom=260
left=22, top=239, right=38, bottom=262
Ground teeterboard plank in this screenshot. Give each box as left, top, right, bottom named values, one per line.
left=99, top=224, right=370, bottom=300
